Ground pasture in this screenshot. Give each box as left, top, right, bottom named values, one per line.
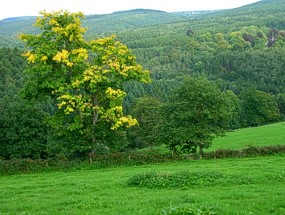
left=1, top=122, right=285, bottom=214
left=211, top=121, right=285, bottom=150
left=0, top=155, right=284, bottom=214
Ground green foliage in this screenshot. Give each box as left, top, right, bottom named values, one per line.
left=1, top=144, right=285, bottom=175
left=240, top=88, right=280, bottom=126
left=127, top=171, right=228, bottom=188
left=0, top=150, right=182, bottom=175
left=0, top=158, right=84, bottom=175
left=204, top=145, right=285, bottom=159
left=197, top=50, right=285, bottom=94
left=275, top=93, right=285, bottom=119
left=123, top=79, right=178, bottom=113
left=160, top=76, right=231, bottom=153
left=127, top=96, right=164, bottom=148
left=0, top=102, right=48, bottom=159
left=19, top=11, right=150, bottom=157
left=222, top=90, right=241, bottom=129
left=84, top=9, right=188, bottom=36
left=2, top=3, right=285, bottom=93
left=1, top=1, right=285, bottom=160
left=0, top=47, right=49, bottom=160
left=0, top=9, right=187, bottom=48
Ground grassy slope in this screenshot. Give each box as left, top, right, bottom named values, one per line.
left=211, top=121, right=285, bottom=151
left=0, top=155, right=284, bottom=214
left=140, top=121, right=285, bottom=154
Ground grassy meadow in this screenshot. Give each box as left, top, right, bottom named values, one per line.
left=0, top=155, right=285, bottom=214
left=1, top=122, right=285, bottom=214
left=210, top=121, right=285, bottom=151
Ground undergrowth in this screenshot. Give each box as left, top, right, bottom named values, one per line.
left=1, top=145, right=285, bottom=175
left=126, top=171, right=256, bottom=188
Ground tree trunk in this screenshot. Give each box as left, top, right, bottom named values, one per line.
left=89, top=93, right=98, bottom=164
left=198, top=145, right=204, bottom=159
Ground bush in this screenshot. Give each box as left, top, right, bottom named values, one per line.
left=203, top=145, right=285, bottom=159
left=91, top=150, right=183, bottom=168
left=0, top=159, right=83, bottom=175
left=0, top=151, right=182, bottom=175
left=127, top=171, right=227, bottom=188
left=204, top=149, right=242, bottom=159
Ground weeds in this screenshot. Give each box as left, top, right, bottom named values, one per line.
left=126, top=171, right=248, bottom=188
left=162, top=204, right=217, bottom=215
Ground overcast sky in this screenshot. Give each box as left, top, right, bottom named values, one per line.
left=0, top=0, right=260, bottom=20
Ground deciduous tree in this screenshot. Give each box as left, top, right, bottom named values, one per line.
left=19, top=11, right=150, bottom=161
left=160, top=76, right=230, bottom=154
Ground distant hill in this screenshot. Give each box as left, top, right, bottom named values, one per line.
left=0, top=17, right=36, bottom=37
left=1, top=0, right=285, bottom=92
left=1, top=0, right=285, bottom=47
left=172, top=10, right=219, bottom=17
left=1, top=16, right=37, bottom=22
left=112, top=9, right=167, bottom=14
left=0, top=9, right=190, bottom=47
left=196, top=0, right=285, bottom=30
left=83, top=9, right=188, bottom=36
left=0, top=9, right=187, bottom=37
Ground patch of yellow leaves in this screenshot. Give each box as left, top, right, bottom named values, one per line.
left=53, top=50, right=74, bottom=67
left=22, top=51, right=36, bottom=64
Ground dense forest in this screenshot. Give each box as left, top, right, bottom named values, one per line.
left=1, top=0, right=285, bottom=160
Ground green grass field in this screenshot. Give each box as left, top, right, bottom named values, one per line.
left=210, top=121, right=285, bottom=151
left=1, top=155, right=285, bottom=214
left=1, top=122, right=285, bottom=214
left=139, top=122, right=285, bottom=154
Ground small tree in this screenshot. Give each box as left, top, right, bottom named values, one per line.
left=160, top=76, right=230, bottom=154
left=19, top=11, right=150, bottom=161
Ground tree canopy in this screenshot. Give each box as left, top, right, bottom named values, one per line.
left=160, top=76, right=231, bottom=154
left=19, top=11, right=150, bottom=160
left=1, top=1, right=285, bottom=159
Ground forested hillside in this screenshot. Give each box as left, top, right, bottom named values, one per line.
left=0, top=9, right=189, bottom=47
left=1, top=0, right=285, bottom=159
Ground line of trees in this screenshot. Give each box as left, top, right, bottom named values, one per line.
left=126, top=81, right=283, bottom=150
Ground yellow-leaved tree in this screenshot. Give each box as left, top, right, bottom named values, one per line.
left=19, top=11, right=150, bottom=162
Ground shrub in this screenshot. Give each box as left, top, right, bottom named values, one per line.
left=1, top=145, right=285, bottom=175
left=91, top=150, right=183, bottom=168
left=203, top=145, right=285, bottom=159
left=204, top=149, right=242, bottom=159
left=0, top=151, right=182, bottom=175
left=0, top=159, right=83, bottom=175
left=127, top=171, right=227, bottom=188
